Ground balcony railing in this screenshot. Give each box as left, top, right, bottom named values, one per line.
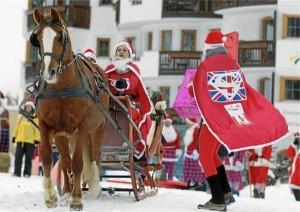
left=162, top=0, right=222, bottom=18
left=238, top=41, right=275, bottom=67
left=159, top=51, right=202, bottom=75
left=27, top=4, right=91, bottom=31
left=213, top=0, right=277, bottom=11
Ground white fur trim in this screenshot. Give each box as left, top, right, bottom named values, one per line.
left=113, top=41, right=134, bottom=58
left=24, top=101, right=35, bottom=109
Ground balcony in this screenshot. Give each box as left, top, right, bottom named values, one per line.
left=238, top=41, right=275, bottom=67
left=159, top=51, right=202, bottom=75
left=213, top=0, right=277, bottom=11
left=162, top=0, right=222, bottom=18
left=27, top=4, right=91, bottom=31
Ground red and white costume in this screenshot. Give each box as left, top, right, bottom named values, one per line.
left=286, top=143, right=300, bottom=190
left=248, top=146, right=272, bottom=185
left=161, top=119, right=181, bottom=180
left=105, top=61, right=152, bottom=159
left=183, top=119, right=206, bottom=183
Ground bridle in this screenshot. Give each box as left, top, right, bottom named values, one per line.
left=29, top=19, right=75, bottom=76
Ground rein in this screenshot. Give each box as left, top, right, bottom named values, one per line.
left=26, top=53, right=142, bottom=152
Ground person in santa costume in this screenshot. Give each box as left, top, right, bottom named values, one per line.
left=223, top=151, right=245, bottom=196
left=160, top=117, right=182, bottom=181
left=105, top=41, right=152, bottom=160
left=247, top=145, right=272, bottom=199
left=0, top=91, right=9, bottom=153
left=286, top=132, right=300, bottom=201
left=188, top=31, right=236, bottom=211
left=182, top=118, right=206, bottom=189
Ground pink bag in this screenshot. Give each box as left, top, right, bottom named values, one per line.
left=172, top=69, right=201, bottom=119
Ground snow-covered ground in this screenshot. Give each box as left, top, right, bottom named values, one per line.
left=0, top=172, right=299, bottom=212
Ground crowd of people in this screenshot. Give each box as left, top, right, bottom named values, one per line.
left=0, top=31, right=299, bottom=212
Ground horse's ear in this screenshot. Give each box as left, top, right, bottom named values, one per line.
left=50, top=8, right=61, bottom=23
left=33, top=8, right=44, bottom=24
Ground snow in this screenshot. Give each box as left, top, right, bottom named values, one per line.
left=0, top=172, right=299, bottom=212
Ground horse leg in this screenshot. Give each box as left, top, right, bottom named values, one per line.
left=39, top=121, right=57, bottom=208
left=55, top=136, right=72, bottom=206
left=88, top=123, right=105, bottom=198
left=70, top=129, right=85, bottom=210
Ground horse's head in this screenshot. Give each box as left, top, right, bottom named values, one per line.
left=30, top=8, right=71, bottom=84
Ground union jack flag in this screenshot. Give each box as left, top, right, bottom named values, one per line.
left=207, top=70, right=247, bottom=103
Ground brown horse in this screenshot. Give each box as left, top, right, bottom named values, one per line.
left=31, top=8, right=109, bottom=210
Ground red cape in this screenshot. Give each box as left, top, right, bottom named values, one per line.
left=192, top=54, right=289, bottom=151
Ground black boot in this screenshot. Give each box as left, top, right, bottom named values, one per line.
left=197, top=175, right=226, bottom=211
left=217, top=165, right=235, bottom=205
left=292, top=189, right=300, bottom=201
left=253, top=188, right=260, bottom=198
left=259, top=192, right=265, bottom=199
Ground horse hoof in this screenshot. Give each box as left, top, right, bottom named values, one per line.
left=70, top=203, right=83, bottom=211
left=45, top=201, right=57, bottom=208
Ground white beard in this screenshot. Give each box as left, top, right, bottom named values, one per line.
left=162, top=125, right=177, bottom=143
left=0, top=107, right=4, bottom=115
left=183, top=124, right=198, bottom=146
left=112, top=57, right=132, bottom=74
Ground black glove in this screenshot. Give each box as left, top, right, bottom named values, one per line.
left=115, top=78, right=128, bottom=89
left=228, top=152, right=234, bottom=157
left=11, top=137, right=16, bottom=143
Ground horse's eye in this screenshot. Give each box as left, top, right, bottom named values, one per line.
left=30, top=33, right=40, bottom=47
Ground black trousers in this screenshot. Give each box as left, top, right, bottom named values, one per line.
left=292, top=189, right=300, bottom=201
left=14, top=142, right=35, bottom=177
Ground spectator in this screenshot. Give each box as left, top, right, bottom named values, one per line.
left=161, top=117, right=182, bottom=181
left=182, top=118, right=206, bottom=190
left=247, top=145, right=272, bottom=199
left=286, top=132, right=300, bottom=201
left=12, top=101, right=40, bottom=178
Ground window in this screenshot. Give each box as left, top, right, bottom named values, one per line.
left=126, top=37, right=136, bottom=56
left=259, top=77, right=272, bottom=101
left=97, top=38, right=110, bottom=57
left=131, top=0, right=142, bottom=5
left=282, top=14, right=300, bottom=38
left=147, top=32, right=153, bottom=51
left=159, top=86, right=170, bottom=107
left=262, top=17, right=274, bottom=40
left=181, top=30, right=196, bottom=51
left=161, top=30, right=172, bottom=51
left=26, top=42, right=39, bottom=61
left=99, top=0, right=112, bottom=5
left=280, top=77, right=300, bottom=101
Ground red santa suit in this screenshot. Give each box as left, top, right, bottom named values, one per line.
left=248, top=146, right=272, bottom=185
left=286, top=143, right=300, bottom=191
left=161, top=119, right=181, bottom=180
left=105, top=62, right=152, bottom=159
left=183, top=119, right=205, bottom=183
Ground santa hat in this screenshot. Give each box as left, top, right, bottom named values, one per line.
left=113, top=41, right=135, bottom=58
left=163, top=116, right=173, bottom=124
left=204, top=31, right=226, bottom=50
left=84, top=48, right=97, bottom=64
left=24, top=101, right=35, bottom=109
left=185, top=118, right=197, bottom=126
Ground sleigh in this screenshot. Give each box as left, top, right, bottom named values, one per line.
left=100, top=95, right=164, bottom=200
left=54, top=95, right=165, bottom=201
